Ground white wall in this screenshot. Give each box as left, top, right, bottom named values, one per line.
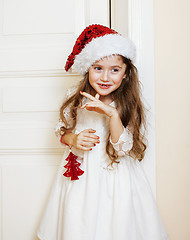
left=154, top=0, right=190, bottom=239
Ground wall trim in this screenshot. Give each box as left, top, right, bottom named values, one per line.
left=0, top=148, right=65, bottom=155
left=0, top=69, right=79, bottom=78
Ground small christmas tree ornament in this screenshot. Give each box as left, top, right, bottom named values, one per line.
left=63, top=151, right=84, bottom=180
left=60, top=135, right=84, bottom=180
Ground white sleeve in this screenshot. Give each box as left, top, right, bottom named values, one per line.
left=55, top=118, right=68, bottom=141
left=109, top=127, right=133, bottom=157
left=55, top=87, right=76, bottom=140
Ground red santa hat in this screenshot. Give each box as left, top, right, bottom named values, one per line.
left=65, top=24, right=136, bottom=76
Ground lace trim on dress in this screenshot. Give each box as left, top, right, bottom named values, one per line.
left=109, top=127, right=133, bottom=157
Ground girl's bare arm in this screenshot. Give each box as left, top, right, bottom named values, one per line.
left=108, top=109, right=124, bottom=143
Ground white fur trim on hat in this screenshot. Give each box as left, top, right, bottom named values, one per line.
left=73, top=34, right=136, bottom=75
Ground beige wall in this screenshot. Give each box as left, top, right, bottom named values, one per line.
left=154, top=0, right=190, bottom=239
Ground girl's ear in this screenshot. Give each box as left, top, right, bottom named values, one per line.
left=123, top=64, right=127, bottom=79
left=123, top=73, right=127, bottom=79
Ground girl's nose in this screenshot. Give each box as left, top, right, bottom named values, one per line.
left=101, top=70, right=109, bottom=81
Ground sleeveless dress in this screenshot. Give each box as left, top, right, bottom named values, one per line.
left=37, top=88, right=169, bottom=240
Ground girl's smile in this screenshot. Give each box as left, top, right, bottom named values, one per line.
left=97, top=83, right=112, bottom=89
left=88, top=55, right=127, bottom=102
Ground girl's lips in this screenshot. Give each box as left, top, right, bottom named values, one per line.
left=97, top=83, right=112, bottom=89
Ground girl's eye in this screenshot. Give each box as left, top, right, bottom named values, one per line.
left=94, top=66, right=102, bottom=71
left=112, top=68, right=119, bottom=72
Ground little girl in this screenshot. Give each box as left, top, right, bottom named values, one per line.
left=37, top=24, right=169, bottom=240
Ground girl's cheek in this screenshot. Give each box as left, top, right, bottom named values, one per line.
left=112, top=75, right=123, bottom=82
left=89, top=72, right=99, bottom=80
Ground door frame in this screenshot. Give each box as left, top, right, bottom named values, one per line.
left=112, top=0, right=156, bottom=196
left=129, top=0, right=156, bottom=196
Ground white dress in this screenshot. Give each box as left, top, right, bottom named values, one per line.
left=37, top=89, right=169, bottom=240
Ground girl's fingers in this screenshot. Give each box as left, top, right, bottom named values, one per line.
left=95, top=93, right=100, bottom=100
left=80, top=101, right=99, bottom=109
left=81, top=141, right=96, bottom=147
left=87, top=128, right=96, bottom=133
left=82, top=102, right=107, bottom=115
left=80, top=91, right=101, bottom=103
left=80, top=92, right=102, bottom=110
left=78, top=133, right=100, bottom=143
left=78, top=142, right=96, bottom=151
left=80, top=91, right=96, bottom=101
left=76, top=129, right=100, bottom=150
left=82, top=137, right=100, bottom=144
left=80, top=102, right=100, bottom=109
left=84, top=134, right=99, bottom=140
left=84, top=101, right=102, bottom=108
left=80, top=104, right=86, bottom=109
left=81, top=103, right=97, bottom=111
left=77, top=142, right=95, bottom=151
left=80, top=128, right=96, bottom=134
left=79, top=146, right=93, bottom=151
left=84, top=129, right=99, bottom=139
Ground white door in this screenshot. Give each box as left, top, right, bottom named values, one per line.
left=0, top=0, right=155, bottom=239
left=0, top=0, right=109, bottom=239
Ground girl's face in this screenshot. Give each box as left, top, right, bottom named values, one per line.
left=88, top=55, right=127, bottom=102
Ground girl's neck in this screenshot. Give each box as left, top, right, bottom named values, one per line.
left=99, top=95, right=113, bottom=105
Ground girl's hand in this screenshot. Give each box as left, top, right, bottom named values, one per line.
left=80, top=91, right=118, bottom=117
left=73, top=128, right=100, bottom=151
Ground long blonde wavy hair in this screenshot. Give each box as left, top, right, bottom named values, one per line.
left=59, top=56, right=147, bottom=163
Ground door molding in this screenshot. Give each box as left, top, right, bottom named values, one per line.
left=128, top=0, right=156, bottom=196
